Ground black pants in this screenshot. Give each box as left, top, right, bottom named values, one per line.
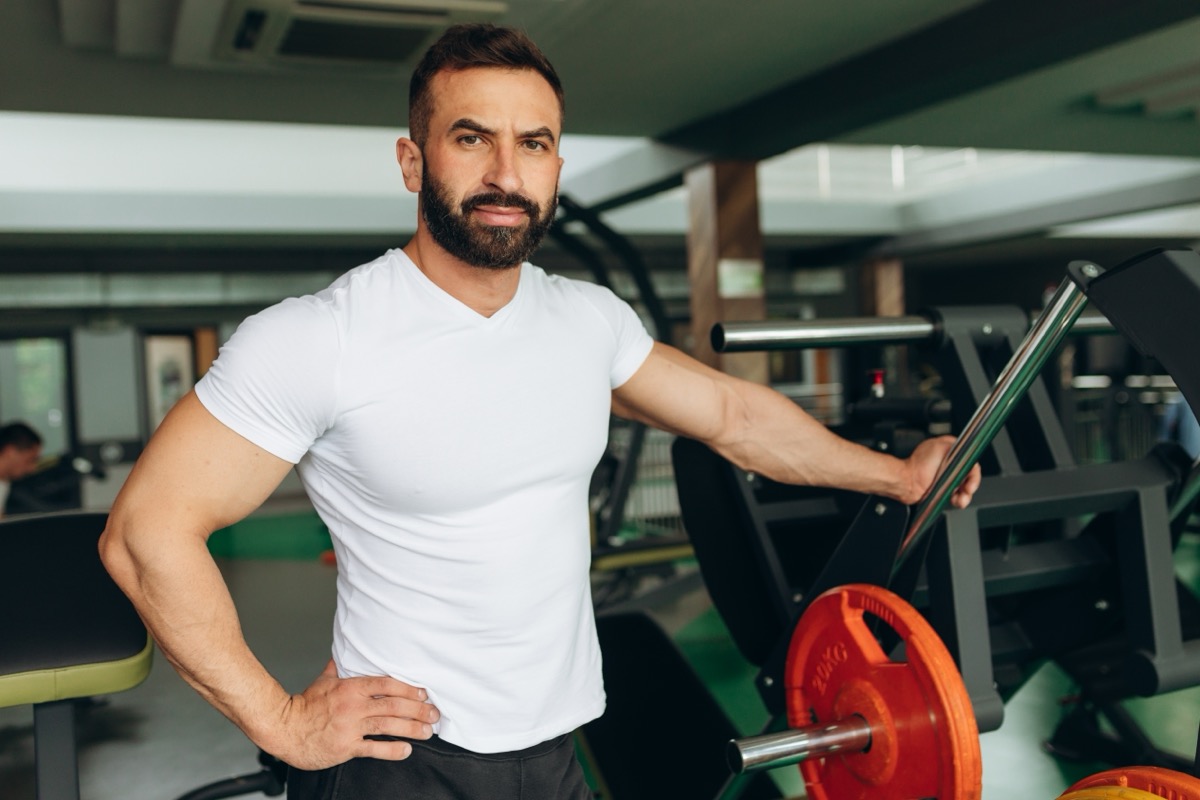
left=287, top=733, right=593, bottom=800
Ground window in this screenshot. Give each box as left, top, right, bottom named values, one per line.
left=0, top=336, right=71, bottom=457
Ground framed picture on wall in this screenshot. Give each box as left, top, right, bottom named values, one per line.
left=144, top=334, right=195, bottom=433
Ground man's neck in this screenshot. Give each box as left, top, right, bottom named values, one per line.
left=402, top=235, right=521, bottom=318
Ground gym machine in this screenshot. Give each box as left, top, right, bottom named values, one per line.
left=652, top=249, right=1200, bottom=799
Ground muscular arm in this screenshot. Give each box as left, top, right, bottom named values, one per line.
left=613, top=343, right=978, bottom=506
left=99, top=390, right=436, bottom=769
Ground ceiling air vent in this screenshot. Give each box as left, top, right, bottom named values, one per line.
left=212, top=0, right=507, bottom=71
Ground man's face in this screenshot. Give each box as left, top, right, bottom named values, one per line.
left=420, top=171, right=556, bottom=270
left=417, top=67, right=564, bottom=270
left=0, top=444, right=40, bottom=481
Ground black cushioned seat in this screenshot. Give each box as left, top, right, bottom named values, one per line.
left=0, top=511, right=153, bottom=800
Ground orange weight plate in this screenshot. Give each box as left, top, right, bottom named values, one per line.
left=1060, top=787, right=1176, bottom=800
left=785, top=583, right=982, bottom=800
left=1063, top=766, right=1200, bottom=799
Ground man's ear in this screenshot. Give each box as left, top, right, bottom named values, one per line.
left=396, top=137, right=423, bottom=192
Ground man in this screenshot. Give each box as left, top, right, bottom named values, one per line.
left=0, top=421, right=43, bottom=517
left=100, top=23, right=980, bottom=800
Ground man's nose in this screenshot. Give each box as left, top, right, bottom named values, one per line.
left=482, top=148, right=523, bottom=196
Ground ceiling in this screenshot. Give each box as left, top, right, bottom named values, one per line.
left=9, top=0, right=1199, bottom=152
left=3, top=0, right=1200, bottom=296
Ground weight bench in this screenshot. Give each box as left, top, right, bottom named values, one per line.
left=0, top=511, right=153, bottom=800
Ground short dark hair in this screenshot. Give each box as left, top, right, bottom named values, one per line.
left=408, top=23, right=564, bottom=146
left=0, top=422, right=41, bottom=451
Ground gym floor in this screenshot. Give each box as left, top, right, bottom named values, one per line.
left=3, top=521, right=1200, bottom=799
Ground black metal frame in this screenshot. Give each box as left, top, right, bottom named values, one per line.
left=675, top=249, right=1200, bottom=793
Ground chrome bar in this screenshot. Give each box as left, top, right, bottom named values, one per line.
left=714, top=316, right=934, bottom=353
left=895, top=276, right=1091, bottom=572
left=712, top=310, right=1114, bottom=353
left=728, top=716, right=873, bottom=773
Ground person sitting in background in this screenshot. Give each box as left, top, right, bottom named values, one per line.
left=0, top=422, right=43, bottom=517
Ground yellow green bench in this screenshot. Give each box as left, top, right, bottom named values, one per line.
left=0, top=511, right=152, bottom=799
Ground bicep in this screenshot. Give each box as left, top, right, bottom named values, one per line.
left=109, top=390, right=295, bottom=544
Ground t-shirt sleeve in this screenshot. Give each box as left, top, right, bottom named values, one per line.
left=194, top=296, right=339, bottom=463
left=576, top=282, right=655, bottom=388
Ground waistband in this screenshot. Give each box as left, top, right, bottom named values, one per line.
left=413, top=733, right=570, bottom=761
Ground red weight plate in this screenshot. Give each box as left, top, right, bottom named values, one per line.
left=1060, top=788, right=1176, bottom=800
left=1064, top=766, right=1200, bottom=799
left=785, top=583, right=982, bottom=800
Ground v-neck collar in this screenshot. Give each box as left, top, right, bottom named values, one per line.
left=399, top=251, right=526, bottom=325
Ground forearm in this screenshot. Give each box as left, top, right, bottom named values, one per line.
left=102, top=500, right=439, bottom=770
left=712, top=380, right=922, bottom=503
left=100, top=513, right=289, bottom=751
left=613, top=343, right=936, bottom=505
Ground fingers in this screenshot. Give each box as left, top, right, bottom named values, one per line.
left=350, top=693, right=440, bottom=762
left=355, top=693, right=440, bottom=745
left=909, top=435, right=981, bottom=509
left=352, top=674, right=430, bottom=702
left=358, top=738, right=415, bottom=761
left=274, top=671, right=441, bottom=769
left=368, top=694, right=440, bottom=726
left=361, top=715, right=434, bottom=742
left=338, top=678, right=440, bottom=738
left=949, top=464, right=982, bottom=508
left=966, top=463, right=982, bottom=493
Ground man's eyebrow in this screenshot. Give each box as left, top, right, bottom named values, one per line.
left=521, top=126, right=557, bottom=144
left=449, top=118, right=496, bottom=136
left=448, top=119, right=557, bottom=145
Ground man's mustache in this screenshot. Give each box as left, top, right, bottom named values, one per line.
left=461, top=192, right=541, bottom=217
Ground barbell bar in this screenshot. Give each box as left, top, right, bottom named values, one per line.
left=712, top=309, right=1113, bottom=353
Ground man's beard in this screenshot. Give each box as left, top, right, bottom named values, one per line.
left=420, top=173, right=557, bottom=270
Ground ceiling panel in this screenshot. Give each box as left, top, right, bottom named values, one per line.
left=5, top=0, right=1200, bottom=272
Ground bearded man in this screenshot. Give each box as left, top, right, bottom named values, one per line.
left=100, top=23, right=978, bottom=800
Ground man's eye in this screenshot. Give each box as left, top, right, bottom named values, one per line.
left=459, top=135, right=481, bottom=145
left=524, top=140, right=548, bottom=151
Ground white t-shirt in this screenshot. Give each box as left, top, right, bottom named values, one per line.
left=195, top=249, right=654, bottom=752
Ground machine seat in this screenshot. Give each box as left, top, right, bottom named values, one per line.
left=0, top=510, right=153, bottom=800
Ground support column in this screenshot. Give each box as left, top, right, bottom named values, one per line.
left=860, top=258, right=905, bottom=318
left=194, top=326, right=219, bottom=378
left=860, top=257, right=909, bottom=393
left=685, top=161, right=769, bottom=384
